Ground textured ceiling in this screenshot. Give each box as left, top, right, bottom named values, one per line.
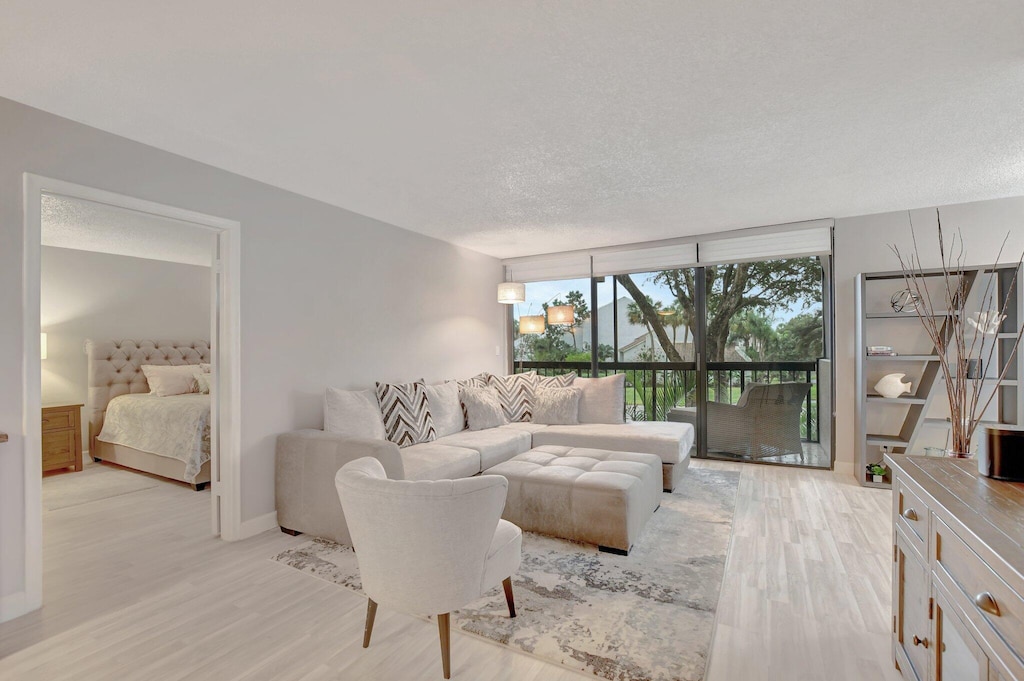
left=4, top=1, right=1024, bottom=259
left=42, top=194, right=215, bottom=266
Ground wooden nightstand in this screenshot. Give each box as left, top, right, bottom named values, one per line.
left=42, top=403, right=83, bottom=473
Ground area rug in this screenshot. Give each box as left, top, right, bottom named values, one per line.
left=43, top=464, right=158, bottom=510
left=272, top=467, right=739, bottom=681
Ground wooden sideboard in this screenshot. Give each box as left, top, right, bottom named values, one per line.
left=887, top=455, right=1024, bottom=681
left=42, top=403, right=83, bottom=473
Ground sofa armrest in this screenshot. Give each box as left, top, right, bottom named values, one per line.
left=276, top=429, right=403, bottom=544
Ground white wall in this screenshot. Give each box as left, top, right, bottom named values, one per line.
left=833, top=196, right=1024, bottom=477
left=41, top=246, right=213, bottom=453
left=0, top=97, right=506, bottom=616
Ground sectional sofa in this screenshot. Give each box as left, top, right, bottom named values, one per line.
left=275, top=372, right=695, bottom=545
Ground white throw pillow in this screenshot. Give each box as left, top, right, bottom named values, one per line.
left=141, top=364, right=199, bottom=397
left=574, top=374, right=626, bottom=424
left=324, top=387, right=387, bottom=440
left=424, top=381, right=463, bottom=437
left=532, top=387, right=582, bottom=425
left=193, top=369, right=212, bottom=394
left=460, top=386, right=508, bottom=431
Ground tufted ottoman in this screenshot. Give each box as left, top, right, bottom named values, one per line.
left=483, top=445, right=662, bottom=555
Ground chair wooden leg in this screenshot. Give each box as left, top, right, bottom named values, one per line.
left=363, top=598, right=377, bottom=648
left=437, top=612, right=451, bottom=679
left=502, top=577, right=516, bottom=618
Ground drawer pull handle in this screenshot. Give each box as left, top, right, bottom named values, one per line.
left=912, top=635, right=930, bottom=648
left=975, top=592, right=1000, bottom=616
left=901, top=508, right=919, bottom=521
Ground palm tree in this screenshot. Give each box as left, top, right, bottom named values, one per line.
left=627, top=296, right=663, bottom=359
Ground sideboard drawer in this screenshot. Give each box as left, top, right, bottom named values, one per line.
left=934, top=515, right=1024, bottom=670
left=895, top=478, right=929, bottom=557
left=42, top=409, right=74, bottom=432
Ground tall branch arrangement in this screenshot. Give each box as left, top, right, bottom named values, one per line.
left=891, top=211, right=1024, bottom=455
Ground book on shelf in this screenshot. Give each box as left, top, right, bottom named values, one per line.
left=867, top=346, right=897, bottom=356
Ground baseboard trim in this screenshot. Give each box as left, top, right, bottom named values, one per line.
left=833, top=460, right=855, bottom=481
left=0, top=589, right=37, bottom=624
left=238, top=510, right=279, bottom=540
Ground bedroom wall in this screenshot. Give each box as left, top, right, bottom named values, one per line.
left=40, top=247, right=213, bottom=454
left=0, top=96, right=506, bottom=618
left=832, top=196, right=1024, bottom=479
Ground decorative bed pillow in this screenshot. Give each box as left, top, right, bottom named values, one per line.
left=193, top=370, right=212, bottom=395
left=574, top=374, right=626, bottom=424
left=324, top=387, right=387, bottom=440
left=487, top=372, right=538, bottom=422
left=198, top=363, right=212, bottom=373
left=460, top=386, right=508, bottom=431
left=424, top=381, right=463, bottom=437
left=456, top=372, right=492, bottom=428
left=532, top=387, right=583, bottom=425
left=141, top=364, right=200, bottom=397
left=537, top=372, right=577, bottom=390
left=376, top=380, right=436, bottom=447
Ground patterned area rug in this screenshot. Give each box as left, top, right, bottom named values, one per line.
left=272, top=467, right=740, bottom=681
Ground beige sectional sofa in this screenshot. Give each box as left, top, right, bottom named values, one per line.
left=275, top=374, right=695, bottom=545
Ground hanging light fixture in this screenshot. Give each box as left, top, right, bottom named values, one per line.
left=497, top=281, right=526, bottom=304
left=547, top=305, right=575, bottom=325
left=519, top=315, right=546, bottom=334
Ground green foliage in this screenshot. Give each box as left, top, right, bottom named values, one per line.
left=867, top=463, right=887, bottom=476
left=771, top=310, right=824, bottom=361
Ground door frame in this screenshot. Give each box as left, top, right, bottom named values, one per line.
left=19, top=173, right=242, bottom=618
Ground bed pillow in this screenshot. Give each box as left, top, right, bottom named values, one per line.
left=193, top=370, right=212, bottom=395
left=198, top=363, right=212, bottom=373
left=141, top=364, right=200, bottom=397
left=461, top=386, right=508, bottom=431
left=537, top=371, right=577, bottom=390
left=376, top=380, right=436, bottom=447
left=532, top=387, right=583, bottom=425
left=574, top=374, right=626, bottom=424
left=324, top=387, right=386, bottom=440
left=487, top=372, right=538, bottom=422
left=424, top=381, right=463, bottom=437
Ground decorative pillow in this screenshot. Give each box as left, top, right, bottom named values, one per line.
left=141, top=364, right=200, bottom=397
left=574, top=374, right=626, bottom=424
left=424, top=381, right=463, bottom=437
left=376, top=380, right=436, bottom=447
left=460, top=386, right=508, bottom=431
left=324, top=387, right=387, bottom=440
left=537, top=372, right=577, bottom=390
left=193, top=370, right=212, bottom=395
left=198, top=363, right=212, bottom=374
left=487, top=372, right=538, bottom=422
left=532, top=387, right=583, bottom=425
left=456, top=372, right=492, bottom=428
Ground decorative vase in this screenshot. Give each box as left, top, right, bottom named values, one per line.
left=872, top=474, right=884, bottom=483
left=874, top=373, right=912, bottom=399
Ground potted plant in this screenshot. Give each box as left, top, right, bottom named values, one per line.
left=892, top=212, right=1024, bottom=458
left=867, top=463, right=887, bottom=483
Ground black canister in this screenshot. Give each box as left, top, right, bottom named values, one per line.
left=981, top=427, right=1024, bottom=482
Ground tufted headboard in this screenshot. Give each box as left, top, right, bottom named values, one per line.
left=86, top=339, right=211, bottom=447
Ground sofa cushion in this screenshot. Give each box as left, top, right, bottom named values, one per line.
left=400, top=443, right=481, bottom=481
left=461, top=386, right=508, bottom=431
left=324, top=387, right=387, bottom=440
left=456, top=372, right=492, bottom=429
left=537, top=372, right=577, bottom=389
left=532, top=421, right=695, bottom=465
left=574, top=374, right=626, bottom=424
left=500, top=422, right=548, bottom=435
left=436, top=427, right=532, bottom=469
left=532, top=387, right=582, bottom=425
left=424, top=382, right=463, bottom=438
left=487, top=372, right=538, bottom=422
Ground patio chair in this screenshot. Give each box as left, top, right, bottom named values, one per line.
left=668, top=382, right=812, bottom=459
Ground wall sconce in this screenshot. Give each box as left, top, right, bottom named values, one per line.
left=547, top=305, right=575, bottom=325
left=497, top=282, right=526, bottom=304
left=519, top=315, right=546, bottom=334
left=41, top=332, right=48, bottom=360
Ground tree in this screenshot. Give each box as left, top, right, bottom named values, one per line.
left=565, top=290, right=591, bottom=350
left=771, top=310, right=824, bottom=361
left=617, top=276, right=685, bottom=362
left=728, top=309, right=777, bottom=360
left=626, top=257, right=821, bottom=362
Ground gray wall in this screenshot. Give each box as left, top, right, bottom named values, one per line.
left=41, top=246, right=213, bottom=453
left=832, top=196, right=1024, bottom=476
left=0, top=97, right=505, bottom=608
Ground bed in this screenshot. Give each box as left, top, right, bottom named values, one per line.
left=87, top=339, right=213, bottom=491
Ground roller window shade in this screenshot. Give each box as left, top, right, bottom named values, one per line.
left=698, top=225, right=832, bottom=265
left=504, top=253, right=591, bottom=283
left=592, top=243, right=698, bottom=276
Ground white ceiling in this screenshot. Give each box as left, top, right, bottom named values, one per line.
left=4, top=2, right=1024, bottom=259
left=42, top=194, right=215, bottom=267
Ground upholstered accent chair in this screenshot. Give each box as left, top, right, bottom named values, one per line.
left=669, top=382, right=812, bottom=459
left=335, top=457, right=522, bottom=679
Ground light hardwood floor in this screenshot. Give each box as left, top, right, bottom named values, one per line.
left=1, top=460, right=901, bottom=681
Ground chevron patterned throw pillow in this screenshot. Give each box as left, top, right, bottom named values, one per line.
left=487, top=372, right=539, bottom=422
left=375, top=380, right=436, bottom=447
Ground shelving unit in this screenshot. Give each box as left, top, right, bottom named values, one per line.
left=854, top=265, right=1024, bottom=489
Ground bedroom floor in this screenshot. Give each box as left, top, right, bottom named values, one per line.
left=1, top=460, right=899, bottom=681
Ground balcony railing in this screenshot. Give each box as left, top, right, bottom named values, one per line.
left=516, top=360, right=820, bottom=442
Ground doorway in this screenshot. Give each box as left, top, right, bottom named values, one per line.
left=20, top=174, right=241, bottom=615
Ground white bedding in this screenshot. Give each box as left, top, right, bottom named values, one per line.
left=97, top=393, right=211, bottom=482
